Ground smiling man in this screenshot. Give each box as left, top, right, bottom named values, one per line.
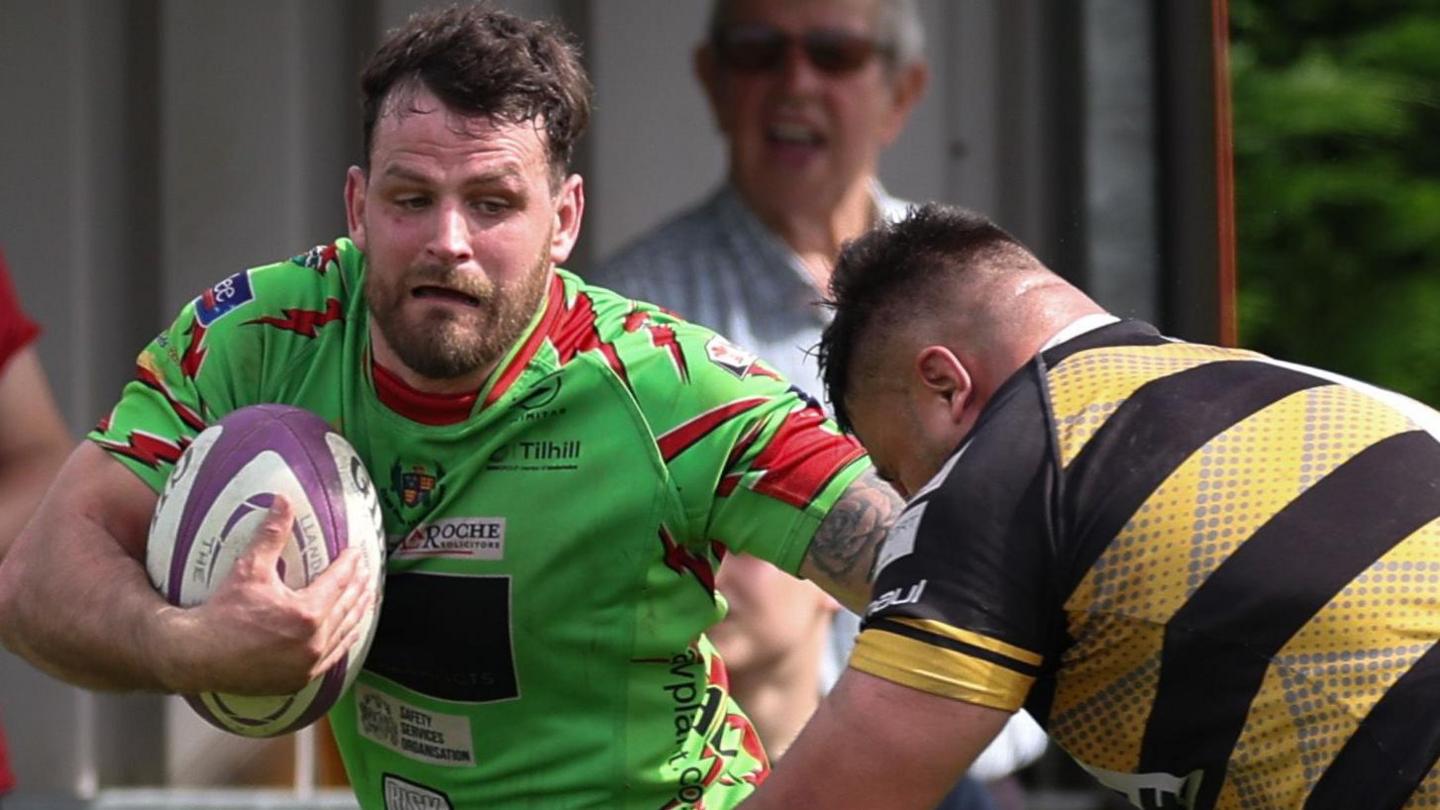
left=0, top=6, right=903, bottom=809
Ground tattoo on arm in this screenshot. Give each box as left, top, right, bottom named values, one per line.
left=808, top=468, right=904, bottom=611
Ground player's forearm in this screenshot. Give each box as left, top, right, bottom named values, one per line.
left=0, top=491, right=182, bottom=692
left=742, top=670, right=1005, bottom=810
left=0, top=450, right=68, bottom=558
left=800, top=467, right=902, bottom=613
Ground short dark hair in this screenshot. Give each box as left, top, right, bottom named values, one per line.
left=360, top=2, right=593, bottom=182
left=818, top=203, right=1025, bottom=431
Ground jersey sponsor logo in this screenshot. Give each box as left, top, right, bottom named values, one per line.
left=354, top=684, right=476, bottom=766
left=659, top=651, right=770, bottom=808
left=867, top=579, right=927, bottom=616
left=386, top=461, right=447, bottom=513
left=873, top=502, right=927, bottom=577
left=511, top=374, right=568, bottom=424
left=383, top=772, right=449, bottom=807
left=486, top=438, right=582, bottom=471
left=517, top=373, right=562, bottom=409
left=663, top=648, right=708, bottom=746
left=390, top=517, right=505, bottom=561
left=193, top=271, right=254, bottom=327
left=382, top=774, right=453, bottom=810
left=1077, top=762, right=1204, bottom=810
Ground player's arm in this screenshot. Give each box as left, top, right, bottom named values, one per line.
left=0, top=346, right=71, bottom=557
left=798, top=467, right=902, bottom=613
left=0, top=442, right=372, bottom=694
left=740, top=667, right=1011, bottom=810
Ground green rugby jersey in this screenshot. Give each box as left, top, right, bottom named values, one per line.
left=90, top=239, right=869, bottom=809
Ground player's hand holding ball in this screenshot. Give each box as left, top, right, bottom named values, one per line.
left=145, top=404, right=387, bottom=737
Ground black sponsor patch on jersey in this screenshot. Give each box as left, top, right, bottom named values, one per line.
left=366, top=573, right=520, bottom=703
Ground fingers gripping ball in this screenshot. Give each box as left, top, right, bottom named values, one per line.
left=146, top=404, right=386, bottom=737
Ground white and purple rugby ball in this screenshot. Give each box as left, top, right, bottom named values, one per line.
left=146, top=404, right=386, bottom=738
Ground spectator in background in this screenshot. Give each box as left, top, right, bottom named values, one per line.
left=0, top=249, right=73, bottom=807
left=589, top=1, right=1044, bottom=807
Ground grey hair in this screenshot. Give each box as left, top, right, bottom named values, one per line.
left=707, top=0, right=926, bottom=69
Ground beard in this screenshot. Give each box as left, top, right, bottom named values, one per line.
left=365, top=244, right=551, bottom=382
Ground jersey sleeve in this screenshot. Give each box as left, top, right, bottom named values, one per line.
left=87, top=244, right=349, bottom=492
left=850, top=373, right=1060, bottom=712
left=616, top=307, right=869, bottom=576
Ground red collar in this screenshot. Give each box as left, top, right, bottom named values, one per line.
left=371, top=359, right=478, bottom=426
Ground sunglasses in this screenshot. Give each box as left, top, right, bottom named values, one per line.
left=712, top=24, right=894, bottom=76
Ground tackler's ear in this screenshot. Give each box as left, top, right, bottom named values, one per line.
left=915, top=345, right=972, bottom=425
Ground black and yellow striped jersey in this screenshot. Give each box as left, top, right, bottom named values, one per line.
left=852, top=320, right=1440, bottom=810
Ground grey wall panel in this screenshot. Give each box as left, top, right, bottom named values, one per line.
left=583, top=1, right=723, bottom=267
left=0, top=0, right=166, bottom=795
left=875, top=0, right=948, bottom=208
left=1083, top=0, right=1159, bottom=321
left=159, top=0, right=354, bottom=313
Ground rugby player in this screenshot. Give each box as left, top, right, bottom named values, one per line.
left=743, top=203, right=1440, bottom=810
left=0, top=6, right=903, bottom=809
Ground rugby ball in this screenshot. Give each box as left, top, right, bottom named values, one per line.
left=146, top=404, right=386, bottom=737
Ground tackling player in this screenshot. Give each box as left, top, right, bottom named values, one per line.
left=743, top=203, right=1440, bottom=810
left=0, top=6, right=901, bottom=809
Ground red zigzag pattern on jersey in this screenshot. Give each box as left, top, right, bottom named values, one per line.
left=94, top=430, right=188, bottom=469
left=624, top=310, right=691, bottom=383
left=180, top=321, right=208, bottom=379
left=550, top=290, right=629, bottom=384
left=243, top=297, right=344, bottom=338
left=742, top=406, right=865, bottom=510
left=134, top=364, right=206, bottom=432
left=658, top=525, right=716, bottom=596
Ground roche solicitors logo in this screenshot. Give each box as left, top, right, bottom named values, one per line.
left=391, top=517, right=506, bottom=561
left=487, top=437, right=583, bottom=472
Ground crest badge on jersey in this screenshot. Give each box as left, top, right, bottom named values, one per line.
left=193, top=270, right=255, bottom=327
left=387, top=460, right=446, bottom=512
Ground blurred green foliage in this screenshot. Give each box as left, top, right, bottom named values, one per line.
left=1230, top=0, right=1440, bottom=402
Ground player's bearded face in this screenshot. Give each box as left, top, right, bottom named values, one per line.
left=365, top=238, right=550, bottom=381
